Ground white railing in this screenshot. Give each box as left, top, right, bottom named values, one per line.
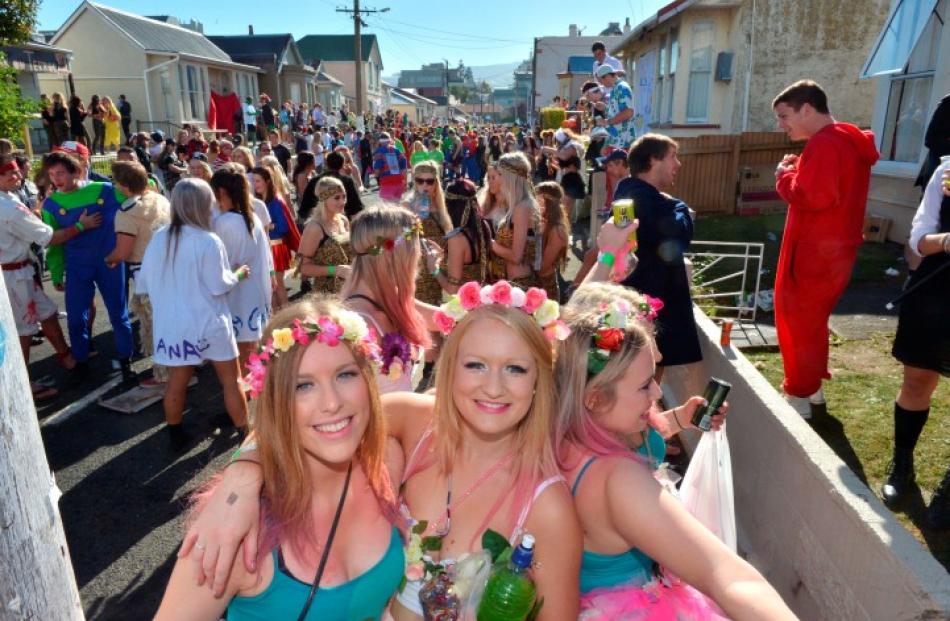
left=687, top=240, right=765, bottom=323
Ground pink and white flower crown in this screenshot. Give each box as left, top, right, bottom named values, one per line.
left=240, top=312, right=382, bottom=398
left=433, top=280, right=570, bottom=341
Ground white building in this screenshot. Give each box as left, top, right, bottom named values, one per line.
left=531, top=24, right=626, bottom=114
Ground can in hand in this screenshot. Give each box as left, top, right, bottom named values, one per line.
left=691, top=377, right=732, bottom=431
left=720, top=319, right=734, bottom=347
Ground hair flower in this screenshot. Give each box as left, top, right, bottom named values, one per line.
left=240, top=313, right=381, bottom=399
left=434, top=281, right=569, bottom=342
left=271, top=328, right=295, bottom=352
left=458, top=281, right=482, bottom=310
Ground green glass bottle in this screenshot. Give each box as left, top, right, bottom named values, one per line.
left=476, top=534, right=537, bottom=621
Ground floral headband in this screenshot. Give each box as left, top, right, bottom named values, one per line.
left=240, top=312, right=381, bottom=398
left=587, top=296, right=664, bottom=376
left=433, top=280, right=570, bottom=341
left=356, top=220, right=424, bottom=256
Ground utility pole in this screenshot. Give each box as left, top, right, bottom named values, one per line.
left=337, top=0, right=389, bottom=115
left=0, top=277, right=84, bottom=619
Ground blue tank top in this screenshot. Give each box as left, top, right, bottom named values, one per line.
left=226, top=526, right=404, bottom=621
left=572, top=428, right=666, bottom=593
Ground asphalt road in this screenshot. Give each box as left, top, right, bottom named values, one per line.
left=30, top=190, right=387, bottom=620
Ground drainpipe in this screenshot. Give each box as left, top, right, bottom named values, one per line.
left=741, top=0, right=756, bottom=132
left=144, top=56, right=180, bottom=126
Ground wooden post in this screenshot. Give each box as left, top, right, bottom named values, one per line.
left=0, top=282, right=84, bottom=619
left=589, top=170, right=607, bottom=246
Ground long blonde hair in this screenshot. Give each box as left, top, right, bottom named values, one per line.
left=260, top=154, right=293, bottom=207
left=476, top=162, right=506, bottom=218
left=252, top=296, right=395, bottom=561
left=497, top=152, right=540, bottom=229
left=430, top=304, right=559, bottom=538
left=407, top=160, right=451, bottom=232
left=342, top=206, right=431, bottom=348
left=555, top=282, right=654, bottom=468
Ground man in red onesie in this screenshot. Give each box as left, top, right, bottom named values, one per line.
left=772, top=80, right=879, bottom=417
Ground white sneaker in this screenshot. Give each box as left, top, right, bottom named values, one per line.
left=783, top=393, right=812, bottom=419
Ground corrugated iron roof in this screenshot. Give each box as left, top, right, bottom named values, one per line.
left=206, top=34, right=292, bottom=63
left=89, top=2, right=232, bottom=62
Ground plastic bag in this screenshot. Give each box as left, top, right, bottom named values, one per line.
left=678, top=426, right=737, bottom=553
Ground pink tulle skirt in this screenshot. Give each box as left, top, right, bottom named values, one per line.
left=579, top=577, right=730, bottom=621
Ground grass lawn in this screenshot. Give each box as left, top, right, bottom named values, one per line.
left=692, top=213, right=904, bottom=295
left=746, top=334, right=950, bottom=571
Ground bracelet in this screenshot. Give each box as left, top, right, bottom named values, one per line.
left=431, top=266, right=442, bottom=278
left=597, top=251, right=616, bottom=267
left=673, top=406, right=687, bottom=431
left=328, top=264, right=336, bottom=277
left=74, top=221, right=85, bottom=232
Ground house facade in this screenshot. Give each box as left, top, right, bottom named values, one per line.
left=313, top=62, right=344, bottom=112
left=2, top=38, right=72, bottom=152
left=42, top=2, right=262, bottom=135
left=296, top=34, right=383, bottom=113
left=863, top=0, right=948, bottom=243
left=611, top=0, right=889, bottom=138
left=207, top=33, right=316, bottom=106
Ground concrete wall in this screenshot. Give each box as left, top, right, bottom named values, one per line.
left=662, top=308, right=950, bottom=620
left=734, top=0, right=890, bottom=133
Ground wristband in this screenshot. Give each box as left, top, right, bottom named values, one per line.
left=236, top=269, right=247, bottom=281
left=943, top=233, right=950, bottom=254
left=230, top=441, right=258, bottom=462
left=328, top=264, right=336, bottom=277
left=431, top=266, right=441, bottom=278
left=597, top=251, right=616, bottom=267
left=74, top=221, right=85, bottom=232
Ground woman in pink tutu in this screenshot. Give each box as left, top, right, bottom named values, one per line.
left=556, top=282, right=798, bottom=621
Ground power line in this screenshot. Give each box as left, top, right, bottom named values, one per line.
left=368, top=24, right=529, bottom=50
left=370, top=15, right=533, bottom=44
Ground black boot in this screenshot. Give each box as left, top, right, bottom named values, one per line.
left=881, top=447, right=916, bottom=507
left=926, top=466, right=950, bottom=530
left=119, top=358, right=137, bottom=384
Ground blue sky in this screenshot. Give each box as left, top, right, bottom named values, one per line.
left=37, top=0, right=669, bottom=75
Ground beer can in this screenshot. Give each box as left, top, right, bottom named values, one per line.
left=691, top=377, right=732, bottom=431
left=720, top=319, right=734, bottom=347
left=612, top=199, right=636, bottom=227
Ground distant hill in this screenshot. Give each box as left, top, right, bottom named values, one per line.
left=385, top=60, right=525, bottom=90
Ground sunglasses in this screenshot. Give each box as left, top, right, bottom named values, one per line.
left=414, top=177, right=436, bottom=186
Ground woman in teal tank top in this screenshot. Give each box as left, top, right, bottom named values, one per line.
left=155, top=297, right=404, bottom=621
left=553, top=282, right=798, bottom=621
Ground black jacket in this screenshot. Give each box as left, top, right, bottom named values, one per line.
left=299, top=170, right=363, bottom=222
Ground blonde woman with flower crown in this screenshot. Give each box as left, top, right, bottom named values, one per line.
left=490, top=152, right=544, bottom=290
left=178, top=280, right=582, bottom=621
left=554, top=282, right=799, bottom=621
left=155, top=296, right=406, bottom=621
left=296, top=176, right=351, bottom=294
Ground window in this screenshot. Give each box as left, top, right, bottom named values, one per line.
left=183, top=64, right=201, bottom=120
left=880, top=12, right=939, bottom=162
left=686, top=21, right=713, bottom=122
left=863, top=0, right=938, bottom=77
left=666, top=29, right=678, bottom=122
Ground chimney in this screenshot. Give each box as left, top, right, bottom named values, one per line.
left=248, top=24, right=254, bottom=35
left=624, top=17, right=630, bottom=33
left=569, top=24, right=578, bottom=37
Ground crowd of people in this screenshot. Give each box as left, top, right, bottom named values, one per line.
left=2, top=60, right=948, bottom=618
